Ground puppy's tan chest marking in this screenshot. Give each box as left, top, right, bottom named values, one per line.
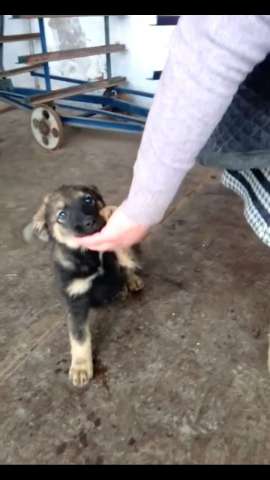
left=66, top=254, right=104, bottom=298
left=67, top=275, right=97, bottom=298
left=54, top=246, right=75, bottom=271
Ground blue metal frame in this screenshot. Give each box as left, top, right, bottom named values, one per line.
left=38, top=18, right=51, bottom=92
left=0, top=84, right=150, bottom=134
left=0, top=15, right=4, bottom=72
left=31, top=71, right=154, bottom=99
left=0, top=15, right=154, bottom=141
left=104, top=16, right=112, bottom=80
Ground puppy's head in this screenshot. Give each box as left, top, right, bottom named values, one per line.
left=25, top=185, right=106, bottom=250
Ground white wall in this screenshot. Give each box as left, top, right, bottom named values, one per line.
left=110, top=15, right=175, bottom=93
left=3, top=15, right=38, bottom=88
left=3, top=15, right=176, bottom=101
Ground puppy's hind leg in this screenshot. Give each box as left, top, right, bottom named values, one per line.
left=100, top=206, right=144, bottom=293
left=126, top=271, right=144, bottom=293
left=114, top=248, right=144, bottom=293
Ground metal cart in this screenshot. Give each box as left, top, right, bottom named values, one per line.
left=0, top=15, right=153, bottom=150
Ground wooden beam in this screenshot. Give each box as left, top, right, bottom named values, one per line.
left=0, top=105, right=16, bottom=114
left=29, top=76, right=126, bottom=105
left=0, top=63, right=44, bottom=78
left=18, top=44, right=126, bottom=65
left=0, top=33, right=40, bottom=43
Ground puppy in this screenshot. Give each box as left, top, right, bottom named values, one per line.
left=24, top=185, right=143, bottom=388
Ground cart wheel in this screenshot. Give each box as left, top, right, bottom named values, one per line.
left=31, top=105, right=64, bottom=151
left=103, top=87, right=118, bottom=98
left=103, top=87, right=123, bottom=113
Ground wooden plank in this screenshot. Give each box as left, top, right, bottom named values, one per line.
left=0, top=105, right=16, bottom=114
left=18, top=44, right=126, bottom=65
left=0, top=33, right=39, bottom=43
left=0, top=63, right=44, bottom=78
left=29, top=76, right=126, bottom=105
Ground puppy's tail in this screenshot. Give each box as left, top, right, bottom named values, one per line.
left=23, top=222, right=35, bottom=243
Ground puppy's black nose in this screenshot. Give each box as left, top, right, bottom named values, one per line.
left=74, top=225, right=85, bottom=234
left=83, top=218, right=94, bottom=228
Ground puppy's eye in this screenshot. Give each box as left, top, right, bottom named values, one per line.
left=84, top=195, right=95, bottom=206
left=57, top=211, right=67, bottom=223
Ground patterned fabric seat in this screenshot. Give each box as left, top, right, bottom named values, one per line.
left=197, top=55, right=270, bottom=246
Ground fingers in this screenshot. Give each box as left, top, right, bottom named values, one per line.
left=74, top=208, right=150, bottom=252
left=76, top=230, right=118, bottom=252
left=88, top=243, right=115, bottom=252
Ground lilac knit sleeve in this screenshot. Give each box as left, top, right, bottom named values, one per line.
left=121, top=15, right=270, bottom=225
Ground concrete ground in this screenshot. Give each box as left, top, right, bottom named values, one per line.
left=1, top=109, right=270, bottom=465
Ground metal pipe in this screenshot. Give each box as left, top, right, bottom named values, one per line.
left=38, top=18, right=51, bottom=91
left=116, top=87, right=154, bottom=99
left=0, top=15, right=4, bottom=71
left=31, top=72, right=87, bottom=85
left=62, top=115, right=144, bottom=133
left=1, top=87, right=44, bottom=97
left=29, top=17, right=40, bottom=89
left=31, top=71, right=85, bottom=85
left=31, top=73, right=154, bottom=99
left=0, top=93, right=32, bottom=111
left=2, top=85, right=150, bottom=118
left=56, top=101, right=145, bottom=124
left=104, top=16, right=112, bottom=80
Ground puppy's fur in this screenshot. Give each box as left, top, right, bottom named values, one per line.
left=25, top=185, right=143, bottom=387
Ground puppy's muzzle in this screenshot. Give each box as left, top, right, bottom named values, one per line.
left=74, top=215, right=105, bottom=236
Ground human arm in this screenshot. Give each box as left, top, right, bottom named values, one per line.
left=77, top=15, right=270, bottom=251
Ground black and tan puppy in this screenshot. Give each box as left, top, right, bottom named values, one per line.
left=24, top=185, right=143, bottom=388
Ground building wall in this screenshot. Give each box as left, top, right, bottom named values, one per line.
left=2, top=15, right=178, bottom=100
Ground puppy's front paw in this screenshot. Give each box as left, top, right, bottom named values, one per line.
left=119, top=285, right=129, bottom=300
left=100, top=205, right=117, bottom=222
left=127, top=273, right=144, bottom=293
left=69, top=362, right=93, bottom=388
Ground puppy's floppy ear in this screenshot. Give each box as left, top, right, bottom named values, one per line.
left=23, top=194, right=51, bottom=243
left=32, top=193, right=51, bottom=241
left=90, top=185, right=106, bottom=209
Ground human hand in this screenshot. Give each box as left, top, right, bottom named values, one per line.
left=75, top=207, right=150, bottom=252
